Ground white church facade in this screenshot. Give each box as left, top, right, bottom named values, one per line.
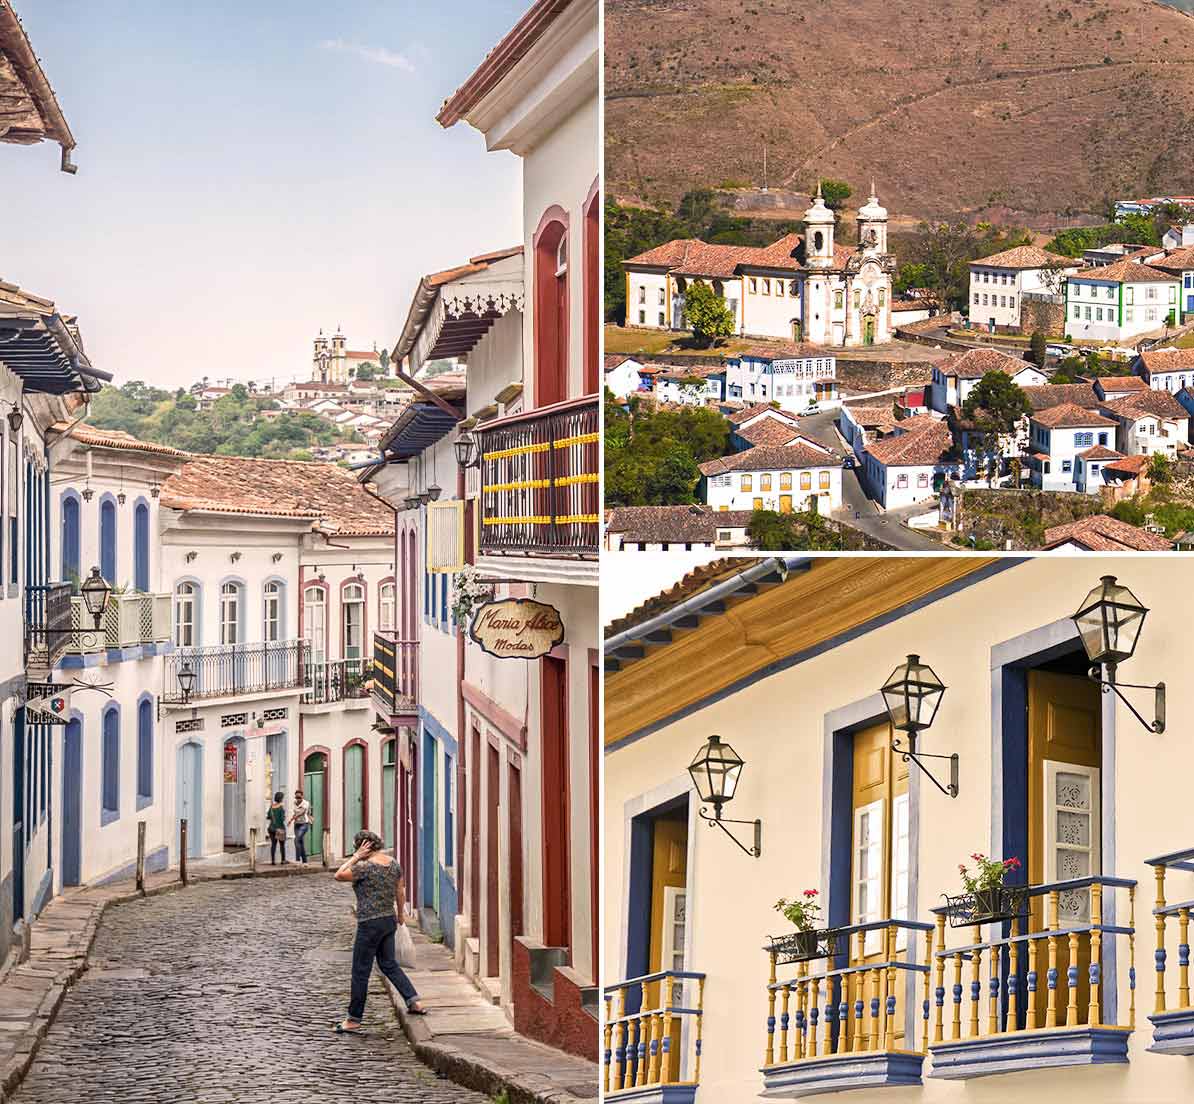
left=311, top=329, right=385, bottom=384
left=623, top=185, right=897, bottom=348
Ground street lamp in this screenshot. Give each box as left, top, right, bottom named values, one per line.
left=454, top=431, right=479, bottom=469
left=1072, top=575, right=1164, bottom=732
left=881, top=654, right=958, bottom=797
left=688, top=734, right=761, bottom=857
left=176, top=660, right=197, bottom=704
left=79, top=567, right=111, bottom=629
left=426, top=484, right=442, bottom=502
left=403, top=496, right=419, bottom=511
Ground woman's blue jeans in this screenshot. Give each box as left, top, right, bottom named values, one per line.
left=348, top=916, right=418, bottom=1020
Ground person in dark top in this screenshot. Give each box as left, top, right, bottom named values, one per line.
left=333, top=829, right=426, bottom=1033
left=267, top=792, right=287, bottom=864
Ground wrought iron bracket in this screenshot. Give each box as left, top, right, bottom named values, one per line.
left=1089, top=663, right=1165, bottom=733
left=698, top=805, right=762, bottom=858
left=892, top=735, right=959, bottom=798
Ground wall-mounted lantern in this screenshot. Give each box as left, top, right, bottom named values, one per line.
left=1072, top=575, right=1164, bottom=733
left=426, top=484, right=442, bottom=502
left=5, top=403, right=22, bottom=433
left=176, top=660, right=197, bottom=704
left=454, top=431, right=479, bottom=469
left=688, top=734, right=762, bottom=858
left=881, top=654, right=959, bottom=798
left=79, top=566, right=111, bottom=629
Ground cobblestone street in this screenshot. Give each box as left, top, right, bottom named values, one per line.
left=10, top=875, right=491, bottom=1104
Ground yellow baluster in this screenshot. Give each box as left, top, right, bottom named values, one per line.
left=870, top=964, right=881, bottom=1053
left=795, top=975, right=807, bottom=1061
left=1090, top=883, right=1103, bottom=1026
left=826, top=975, right=838, bottom=1055
left=780, top=983, right=791, bottom=1063
left=1008, top=916, right=1020, bottom=1033
left=878, top=938, right=890, bottom=1051
left=1180, top=907, right=1191, bottom=1010
left=1047, top=891, right=1060, bottom=1029
left=766, top=952, right=777, bottom=1067
left=971, top=926, right=982, bottom=1037
left=695, top=976, right=705, bottom=1083
left=613, top=987, right=626, bottom=1090
left=808, top=977, right=820, bottom=1058
left=661, top=975, right=674, bottom=1083
left=603, top=993, right=613, bottom=1094
left=934, top=915, right=947, bottom=1043
left=1026, top=933, right=1039, bottom=1031
left=886, top=924, right=898, bottom=1048
left=854, top=931, right=867, bottom=1053
left=1157, top=865, right=1168, bottom=1015
left=636, top=1013, right=649, bottom=1087
left=922, top=928, right=934, bottom=1054
left=1130, top=884, right=1137, bottom=1029
left=1066, top=927, right=1080, bottom=1028
left=989, top=941, right=999, bottom=1035
left=952, top=952, right=963, bottom=1040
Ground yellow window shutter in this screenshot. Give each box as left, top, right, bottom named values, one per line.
left=426, top=500, right=464, bottom=573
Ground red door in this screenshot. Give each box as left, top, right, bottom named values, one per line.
left=486, top=742, right=501, bottom=977
left=471, top=725, right=481, bottom=940
left=541, top=655, right=571, bottom=950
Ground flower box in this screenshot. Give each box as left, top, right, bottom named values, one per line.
left=942, top=885, right=1029, bottom=928
left=765, top=927, right=843, bottom=964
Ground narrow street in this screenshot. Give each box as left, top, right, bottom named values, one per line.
left=11, top=876, right=490, bottom=1104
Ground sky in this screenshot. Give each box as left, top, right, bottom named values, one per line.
left=2, top=0, right=527, bottom=391
left=602, top=551, right=728, bottom=627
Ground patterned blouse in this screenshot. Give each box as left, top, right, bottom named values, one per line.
left=352, top=858, right=402, bottom=922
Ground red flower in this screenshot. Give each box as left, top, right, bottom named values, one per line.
left=970, top=853, right=984, bottom=861
left=804, top=889, right=819, bottom=897
left=958, top=864, right=967, bottom=873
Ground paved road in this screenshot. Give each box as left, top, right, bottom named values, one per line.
left=12, top=876, right=490, bottom=1104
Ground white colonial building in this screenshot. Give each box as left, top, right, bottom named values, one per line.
left=1133, top=347, right=1194, bottom=394
left=860, top=417, right=957, bottom=509
left=969, top=245, right=1077, bottom=332
left=723, top=346, right=839, bottom=409
left=1065, top=260, right=1180, bottom=344
left=928, top=347, right=1047, bottom=416
left=1026, top=403, right=1119, bottom=492
left=700, top=443, right=842, bottom=514
left=624, top=185, right=896, bottom=348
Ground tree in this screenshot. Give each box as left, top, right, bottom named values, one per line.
left=961, top=371, right=1032, bottom=476
left=1029, top=331, right=1047, bottom=368
left=355, top=363, right=377, bottom=381
left=820, top=180, right=851, bottom=212
left=906, top=220, right=1032, bottom=311
left=1148, top=453, right=1173, bottom=483
left=747, top=508, right=844, bottom=551
left=683, top=281, right=735, bottom=347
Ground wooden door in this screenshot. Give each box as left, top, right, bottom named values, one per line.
left=780, top=495, right=793, bottom=513
left=222, top=736, right=246, bottom=847
left=849, top=722, right=910, bottom=1050
left=471, top=726, right=481, bottom=940
left=541, top=655, right=571, bottom=950
left=344, top=744, right=365, bottom=849
left=509, top=759, right=525, bottom=943
left=177, top=741, right=204, bottom=859
left=61, top=719, right=82, bottom=886
left=382, top=740, right=396, bottom=850
left=486, top=743, right=501, bottom=977
left=649, top=813, right=689, bottom=1068
left=1028, top=670, right=1101, bottom=1025
left=303, top=754, right=326, bottom=858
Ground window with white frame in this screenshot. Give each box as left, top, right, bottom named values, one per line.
left=174, top=582, right=197, bottom=647
left=220, top=582, right=241, bottom=645
left=304, top=585, right=326, bottom=663
left=342, top=582, right=364, bottom=660
left=379, top=582, right=396, bottom=633
left=263, top=582, right=281, bottom=643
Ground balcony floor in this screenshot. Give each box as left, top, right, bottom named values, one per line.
left=761, top=1050, right=924, bottom=1097
left=927, top=1024, right=1131, bottom=1079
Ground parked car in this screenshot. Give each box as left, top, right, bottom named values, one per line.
left=842, top=455, right=855, bottom=469
left=804, top=403, right=821, bottom=415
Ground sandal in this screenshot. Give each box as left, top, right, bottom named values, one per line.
left=407, top=1002, right=428, bottom=1016
left=334, top=1021, right=364, bottom=1034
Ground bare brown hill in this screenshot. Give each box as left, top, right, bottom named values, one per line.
left=606, top=0, right=1194, bottom=222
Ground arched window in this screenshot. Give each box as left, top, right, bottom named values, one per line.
left=174, top=582, right=198, bottom=647
left=101, top=706, right=120, bottom=823
left=136, top=698, right=153, bottom=808
left=134, top=501, right=150, bottom=591
left=263, top=581, right=282, bottom=642
left=99, top=498, right=117, bottom=584
left=583, top=181, right=599, bottom=395
left=220, top=582, right=242, bottom=645
left=61, top=492, right=80, bottom=588
left=304, top=585, right=327, bottom=663
left=342, top=582, right=365, bottom=660
left=379, top=582, right=396, bottom=633
left=534, top=208, right=570, bottom=408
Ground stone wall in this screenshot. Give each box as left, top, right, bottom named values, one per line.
left=950, top=486, right=1105, bottom=550
left=836, top=358, right=935, bottom=394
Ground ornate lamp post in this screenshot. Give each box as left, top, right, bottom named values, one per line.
left=881, top=654, right=959, bottom=797
left=688, top=734, right=761, bottom=857
left=453, top=431, right=479, bottom=469
left=79, top=567, right=112, bottom=629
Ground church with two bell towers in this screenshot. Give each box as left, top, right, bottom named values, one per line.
left=622, top=181, right=897, bottom=347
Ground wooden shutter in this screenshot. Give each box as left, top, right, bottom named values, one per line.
left=426, top=500, right=464, bottom=573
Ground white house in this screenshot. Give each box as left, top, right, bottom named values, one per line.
left=1133, top=346, right=1194, bottom=393
left=603, top=355, right=646, bottom=399
left=725, top=346, right=838, bottom=408
left=655, top=366, right=723, bottom=406
left=968, top=245, right=1077, bottom=332
left=860, top=417, right=957, bottom=509
left=1162, top=224, right=1194, bottom=250
left=1099, top=390, right=1190, bottom=458
left=700, top=444, right=842, bottom=514
left=1152, top=248, right=1194, bottom=320
left=1092, top=375, right=1150, bottom=402
left=604, top=505, right=753, bottom=551
left=1026, top=402, right=1119, bottom=492
left=1065, top=260, right=1180, bottom=343
left=624, top=185, right=896, bottom=347
left=928, top=347, right=1047, bottom=415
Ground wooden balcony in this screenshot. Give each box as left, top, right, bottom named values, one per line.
left=604, top=970, right=705, bottom=1103
left=64, top=592, right=171, bottom=655
left=370, top=632, right=418, bottom=719
left=476, top=395, right=599, bottom=561
left=1145, top=848, right=1194, bottom=1054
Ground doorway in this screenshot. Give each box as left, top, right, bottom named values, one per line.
left=864, top=315, right=876, bottom=345
left=344, top=743, right=365, bottom=851
left=382, top=739, right=396, bottom=850
left=486, top=742, right=501, bottom=978
left=265, top=733, right=287, bottom=807
left=541, top=654, right=571, bottom=950
left=470, top=726, right=481, bottom=941
left=303, top=751, right=327, bottom=859
left=176, top=740, right=204, bottom=859
left=222, top=736, right=246, bottom=848
left=61, top=718, right=82, bottom=886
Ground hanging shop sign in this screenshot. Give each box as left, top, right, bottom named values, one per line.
left=469, top=598, right=564, bottom=660
left=223, top=742, right=239, bottom=784
left=25, top=683, right=72, bottom=725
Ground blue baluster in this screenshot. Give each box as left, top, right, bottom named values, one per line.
left=1028, top=969, right=1037, bottom=995
left=767, top=1013, right=776, bottom=1039
left=1157, top=947, right=1167, bottom=975
left=1090, top=962, right=1100, bottom=987
left=1047, top=967, right=1058, bottom=992
left=1181, top=943, right=1190, bottom=970
left=854, top=998, right=863, bottom=1027
left=1068, top=964, right=1078, bottom=993
left=935, top=985, right=945, bottom=1011
left=1130, top=966, right=1137, bottom=991
left=923, top=997, right=930, bottom=1023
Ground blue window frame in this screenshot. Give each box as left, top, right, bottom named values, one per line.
left=61, top=492, right=80, bottom=587
left=137, top=698, right=153, bottom=808
left=444, top=751, right=454, bottom=866
left=134, top=501, right=149, bottom=591
left=1098, top=432, right=1108, bottom=446
left=99, top=497, right=117, bottom=584
left=1074, top=432, right=1093, bottom=448
left=424, top=569, right=430, bottom=622
left=101, top=705, right=120, bottom=824
left=440, top=575, right=449, bottom=632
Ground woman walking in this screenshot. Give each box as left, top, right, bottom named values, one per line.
left=290, top=789, right=312, bottom=864
left=267, top=791, right=287, bottom=865
left=333, top=829, right=426, bottom=1033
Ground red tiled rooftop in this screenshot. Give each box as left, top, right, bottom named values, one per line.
left=1042, top=514, right=1172, bottom=551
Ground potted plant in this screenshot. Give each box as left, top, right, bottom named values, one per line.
left=948, top=853, right=1025, bottom=925
left=451, top=564, right=494, bottom=625
left=768, top=890, right=826, bottom=961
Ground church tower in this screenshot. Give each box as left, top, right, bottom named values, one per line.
left=313, top=331, right=329, bottom=383
left=331, top=328, right=347, bottom=384
left=803, top=183, right=836, bottom=270
left=857, top=181, right=889, bottom=255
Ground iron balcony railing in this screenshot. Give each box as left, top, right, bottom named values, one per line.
left=476, top=394, right=599, bottom=558
left=604, top=969, right=705, bottom=1097
left=25, top=582, right=74, bottom=672
left=371, top=632, right=418, bottom=715
left=161, top=639, right=309, bottom=703
left=302, top=658, right=369, bottom=705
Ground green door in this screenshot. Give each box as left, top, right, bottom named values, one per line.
left=382, top=741, right=396, bottom=850
left=345, top=744, right=365, bottom=854
left=864, top=315, right=875, bottom=345
left=304, top=753, right=326, bottom=858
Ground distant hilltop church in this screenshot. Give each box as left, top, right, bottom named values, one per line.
left=311, top=328, right=386, bottom=384
left=623, top=183, right=897, bottom=347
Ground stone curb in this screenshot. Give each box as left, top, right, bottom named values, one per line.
left=0, top=863, right=332, bottom=1103
left=382, top=979, right=592, bottom=1104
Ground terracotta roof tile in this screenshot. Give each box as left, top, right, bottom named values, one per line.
left=1077, top=445, right=1123, bottom=461
left=944, top=347, right=1036, bottom=380
left=863, top=418, right=953, bottom=467
left=1031, top=402, right=1117, bottom=429
left=605, top=506, right=752, bottom=544
left=49, top=422, right=188, bottom=459
left=603, top=556, right=761, bottom=636
left=162, top=455, right=394, bottom=535
left=699, top=443, right=837, bottom=477
left=727, top=402, right=800, bottom=426
left=737, top=420, right=807, bottom=447
left=1093, top=375, right=1148, bottom=392
left=1102, top=454, right=1149, bottom=476
left=1105, top=390, right=1189, bottom=420
left=1042, top=514, right=1173, bottom=551
left=1022, top=383, right=1100, bottom=411
left=1078, top=259, right=1178, bottom=283
left=1138, top=347, right=1194, bottom=374
left=626, top=233, right=858, bottom=278
left=972, top=245, right=1074, bottom=270
left=737, top=343, right=835, bottom=361
left=1152, top=247, right=1194, bottom=272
